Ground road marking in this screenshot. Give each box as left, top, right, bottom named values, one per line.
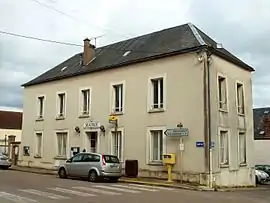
left=0, top=191, right=39, bottom=203
left=48, top=187, right=96, bottom=197
left=128, top=184, right=176, bottom=191
left=112, top=184, right=158, bottom=192
left=93, top=185, right=141, bottom=193
left=19, top=189, right=70, bottom=199
left=73, top=186, right=122, bottom=195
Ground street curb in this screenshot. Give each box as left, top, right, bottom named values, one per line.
left=10, top=167, right=57, bottom=176
left=118, top=179, right=215, bottom=191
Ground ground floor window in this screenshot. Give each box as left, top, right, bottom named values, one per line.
left=150, top=130, right=163, bottom=162
left=56, top=132, right=67, bottom=157
left=35, top=132, right=43, bottom=157
left=111, top=131, right=123, bottom=161
left=238, top=131, right=247, bottom=164
left=219, top=130, right=229, bottom=165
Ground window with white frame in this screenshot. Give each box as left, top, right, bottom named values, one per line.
left=150, top=130, right=163, bottom=162
left=57, top=93, right=66, bottom=117
left=151, top=78, right=164, bottom=109
left=37, top=96, right=44, bottom=118
left=35, top=132, right=42, bottom=157
left=56, top=132, right=67, bottom=157
left=236, top=83, right=245, bottom=115
left=111, top=131, right=123, bottom=161
left=239, top=132, right=246, bottom=164
left=81, top=89, right=90, bottom=115
left=218, top=76, right=227, bottom=110
left=219, top=130, right=229, bottom=165
left=112, top=84, right=123, bottom=113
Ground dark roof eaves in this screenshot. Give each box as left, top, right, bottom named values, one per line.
left=22, top=46, right=204, bottom=87
left=211, top=48, right=254, bottom=72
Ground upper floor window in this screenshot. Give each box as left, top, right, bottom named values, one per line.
left=57, top=92, right=66, bottom=118
left=37, top=96, right=44, bottom=119
left=111, top=82, right=124, bottom=114
left=151, top=78, right=164, bottom=109
left=218, top=75, right=227, bottom=111
left=80, top=88, right=91, bottom=116
left=236, top=82, right=245, bottom=115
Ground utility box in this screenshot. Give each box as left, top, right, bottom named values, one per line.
left=163, top=153, right=176, bottom=165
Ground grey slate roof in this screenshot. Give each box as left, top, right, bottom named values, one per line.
left=253, top=107, right=270, bottom=139
left=22, top=23, right=254, bottom=87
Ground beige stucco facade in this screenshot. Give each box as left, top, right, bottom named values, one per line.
left=19, top=51, right=255, bottom=187
left=0, top=129, right=21, bottom=154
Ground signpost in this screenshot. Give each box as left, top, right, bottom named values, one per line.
left=164, top=126, right=188, bottom=184
left=164, top=128, right=189, bottom=137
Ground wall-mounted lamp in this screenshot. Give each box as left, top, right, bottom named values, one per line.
left=75, top=126, right=80, bottom=134
left=100, top=125, right=105, bottom=133
left=177, top=123, right=183, bottom=128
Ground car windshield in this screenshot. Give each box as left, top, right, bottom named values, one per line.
left=103, top=155, right=120, bottom=163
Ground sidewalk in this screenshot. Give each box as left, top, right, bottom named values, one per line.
left=10, top=166, right=215, bottom=191
left=11, top=166, right=256, bottom=192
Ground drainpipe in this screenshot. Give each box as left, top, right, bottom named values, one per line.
left=206, top=49, right=213, bottom=188
left=203, top=47, right=213, bottom=188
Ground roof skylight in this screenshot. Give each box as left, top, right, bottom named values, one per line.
left=123, top=51, right=131, bottom=57
left=61, top=66, right=67, bottom=72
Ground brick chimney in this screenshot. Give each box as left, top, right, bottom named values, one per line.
left=83, top=38, right=95, bottom=66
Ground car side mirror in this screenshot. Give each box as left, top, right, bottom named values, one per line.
left=66, top=159, right=72, bottom=163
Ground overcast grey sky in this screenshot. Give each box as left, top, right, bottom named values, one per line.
left=0, top=0, right=269, bottom=111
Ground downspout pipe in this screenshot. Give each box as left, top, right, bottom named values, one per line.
left=206, top=48, right=213, bottom=188
left=203, top=46, right=213, bottom=188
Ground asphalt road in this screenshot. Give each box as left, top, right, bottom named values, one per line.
left=0, top=170, right=269, bottom=203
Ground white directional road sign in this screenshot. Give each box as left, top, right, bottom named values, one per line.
left=164, top=128, right=189, bottom=137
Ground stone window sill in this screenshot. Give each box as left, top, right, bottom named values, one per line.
left=78, top=114, right=90, bottom=118
left=54, top=156, right=67, bottom=160
left=219, top=108, right=228, bottom=113
left=219, top=164, right=229, bottom=168
left=239, top=163, right=247, bottom=167
left=148, top=108, right=165, bottom=113
left=35, top=117, right=44, bottom=122
left=148, top=161, right=163, bottom=166
left=34, top=155, right=42, bottom=159
left=55, top=116, right=65, bottom=120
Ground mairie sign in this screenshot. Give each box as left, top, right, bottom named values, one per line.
left=164, top=128, right=189, bottom=137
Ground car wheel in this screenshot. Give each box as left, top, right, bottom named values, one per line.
left=88, top=170, right=98, bottom=182
left=58, top=168, right=67, bottom=179
left=109, top=177, right=119, bottom=183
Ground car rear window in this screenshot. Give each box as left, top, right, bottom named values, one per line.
left=104, top=155, right=120, bottom=163
left=0, top=156, right=8, bottom=160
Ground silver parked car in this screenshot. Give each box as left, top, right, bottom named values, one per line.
left=0, top=154, right=11, bottom=169
left=58, top=152, right=122, bottom=182
left=255, top=169, right=269, bottom=184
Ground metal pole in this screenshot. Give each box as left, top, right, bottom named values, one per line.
left=209, top=147, right=213, bottom=188
left=180, top=137, right=183, bottom=184
left=4, top=135, right=7, bottom=154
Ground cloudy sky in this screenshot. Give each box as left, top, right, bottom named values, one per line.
left=0, top=0, right=269, bottom=111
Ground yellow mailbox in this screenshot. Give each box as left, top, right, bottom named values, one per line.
left=163, top=153, right=176, bottom=165
left=163, top=153, right=176, bottom=182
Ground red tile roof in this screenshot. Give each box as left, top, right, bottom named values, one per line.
left=0, top=110, right=22, bottom=130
